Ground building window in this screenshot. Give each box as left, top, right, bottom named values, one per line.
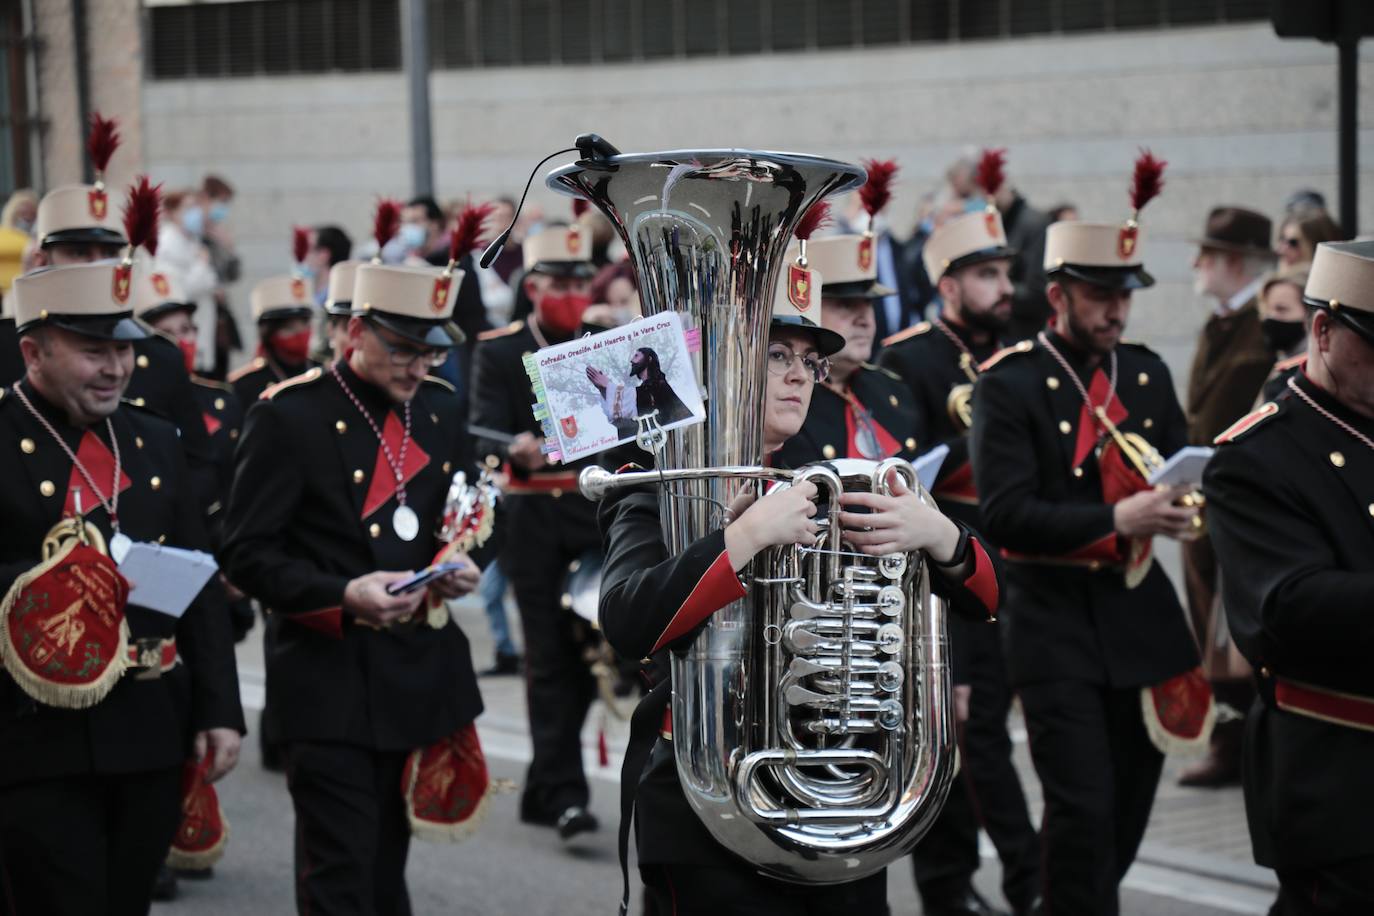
left=147, top=0, right=401, bottom=79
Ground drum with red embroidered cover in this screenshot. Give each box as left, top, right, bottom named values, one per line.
left=1141, top=666, right=1216, bottom=755
left=0, top=528, right=131, bottom=709
left=402, top=722, right=491, bottom=842
left=167, top=756, right=230, bottom=869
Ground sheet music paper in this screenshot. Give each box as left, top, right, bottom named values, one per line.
left=1147, top=446, right=1214, bottom=488
left=911, top=443, right=951, bottom=492
left=117, top=542, right=219, bottom=619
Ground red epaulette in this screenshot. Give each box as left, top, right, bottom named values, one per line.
left=977, top=339, right=1033, bottom=373
left=262, top=366, right=323, bottom=400
left=477, top=321, right=524, bottom=342
left=1214, top=401, right=1279, bottom=445
left=881, top=321, right=930, bottom=348
left=226, top=356, right=266, bottom=383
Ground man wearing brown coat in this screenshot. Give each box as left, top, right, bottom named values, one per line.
left=1180, top=206, right=1276, bottom=786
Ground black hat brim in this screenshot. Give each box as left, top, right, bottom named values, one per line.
left=770, top=315, right=847, bottom=357
left=529, top=260, right=597, bottom=279
left=1306, top=296, right=1374, bottom=347
left=20, top=313, right=149, bottom=341
left=1049, top=263, right=1155, bottom=291
left=324, top=300, right=354, bottom=317
left=139, top=301, right=197, bottom=324
left=257, top=306, right=316, bottom=324
left=365, top=311, right=460, bottom=349
left=944, top=246, right=1019, bottom=277
left=40, top=228, right=127, bottom=250
left=820, top=279, right=896, bottom=301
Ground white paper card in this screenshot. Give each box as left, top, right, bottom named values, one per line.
left=1147, top=446, right=1214, bottom=488
left=118, top=542, right=219, bottom=619
left=527, top=313, right=706, bottom=463
left=912, top=443, right=951, bottom=493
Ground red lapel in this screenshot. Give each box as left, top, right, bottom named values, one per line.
left=361, top=411, right=431, bottom=519
left=1072, top=368, right=1129, bottom=469
left=64, top=431, right=134, bottom=517
left=202, top=412, right=223, bottom=436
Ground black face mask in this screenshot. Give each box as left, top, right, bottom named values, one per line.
left=1261, top=317, right=1306, bottom=353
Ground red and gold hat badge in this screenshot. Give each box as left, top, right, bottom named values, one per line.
left=858, top=158, right=898, bottom=272
left=151, top=273, right=171, bottom=297
left=976, top=148, right=1006, bottom=238
left=790, top=199, right=831, bottom=311
left=86, top=113, right=120, bottom=221
left=113, top=176, right=162, bottom=305
left=436, top=201, right=495, bottom=314
left=1120, top=150, right=1166, bottom=260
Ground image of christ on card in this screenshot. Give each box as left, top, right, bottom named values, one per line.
left=528, top=312, right=705, bottom=462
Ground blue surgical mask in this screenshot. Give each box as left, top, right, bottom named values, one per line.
left=209, top=202, right=230, bottom=224
left=181, top=205, right=205, bottom=237
left=399, top=222, right=427, bottom=251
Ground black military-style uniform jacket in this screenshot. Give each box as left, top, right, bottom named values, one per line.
left=774, top=364, right=926, bottom=470
left=221, top=363, right=482, bottom=751
left=228, top=354, right=317, bottom=408
left=0, top=383, right=245, bottom=787
left=470, top=319, right=603, bottom=519
left=598, top=481, right=1004, bottom=868
left=879, top=319, right=1006, bottom=527
left=1204, top=374, right=1374, bottom=871
left=0, top=316, right=21, bottom=386
left=970, top=331, right=1199, bottom=688
left=124, top=330, right=220, bottom=513
left=1259, top=352, right=1305, bottom=405
left=189, top=376, right=244, bottom=529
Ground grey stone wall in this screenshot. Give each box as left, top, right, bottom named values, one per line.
left=139, top=22, right=1372, bottom=379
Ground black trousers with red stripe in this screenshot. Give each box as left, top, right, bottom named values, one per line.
left=504, top=493, right=601, bottom=823
left=0, top=767, right=181, bottom=916
left=1019, top=680, right=1163, bottom=916
left=287, top=742, right=412, bottom=916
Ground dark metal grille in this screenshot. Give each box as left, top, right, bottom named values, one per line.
left=146, top=0, right=1268, bottom=79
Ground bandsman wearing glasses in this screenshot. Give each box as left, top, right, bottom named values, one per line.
left=222, top=260, right=484, bottom=914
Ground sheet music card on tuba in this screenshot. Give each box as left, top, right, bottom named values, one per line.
left=523, top=312, right=706, bottom=463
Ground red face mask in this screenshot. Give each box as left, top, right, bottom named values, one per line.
left=177, top=339, right=197, bottom=374
left=271, top=328, right=313, bottom=366
left=537, top=293, right=592, bottom=337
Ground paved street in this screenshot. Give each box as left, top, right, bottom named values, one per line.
left=158, top=588, right=1278, bottom=916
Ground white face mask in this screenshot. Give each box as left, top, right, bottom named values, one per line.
left=399, top=222, right=427, bottom=251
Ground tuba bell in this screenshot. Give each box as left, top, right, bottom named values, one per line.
left=557, top=148, right=957, bottom=884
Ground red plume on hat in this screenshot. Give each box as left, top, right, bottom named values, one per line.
left=1118, top=149, right=1166, bottom=260
left=571, top=198, right=590, bottom=219
left=858, top=159, right=899, bottom=233
left=1128, top=149, right=1166, bottom=221
left=292, top=226, right=310, bottom=269
left=793, top=199, right=831, bottom=266
left=976, top=148, right=1007, bottom=205
left=121, top=176, right=162, bottom=262
left=87, top=113, right=121, bottom=188
left=446, top=201, right=495, bottom=275
left=372, top=199, right=402, bottom=263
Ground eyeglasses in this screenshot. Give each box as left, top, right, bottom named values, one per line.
left=1280, top=236, right=1302, bottom=249
left=767, top=345, right=829, bottom=382
left=367, top=325, right=449, bottom=368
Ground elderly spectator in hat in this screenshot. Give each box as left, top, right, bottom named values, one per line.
left=1179, top=205, right=1279, bottom=788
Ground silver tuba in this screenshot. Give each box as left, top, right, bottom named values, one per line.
left=557, top=149, right=956, bottom=884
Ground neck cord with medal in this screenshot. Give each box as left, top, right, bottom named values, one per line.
left=825, top=378, right=886, bottom=461
left=12, top=383, right=131, bottom=561
left=330, top=364, right=421, bottom=541
left=1286, top=375, right=1374, bottom=454
left=527, top=316, right=551, bottom=350
left=932, top=315, right=981, bottom=384
left=1036, top=331, right=1123, bottom=457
